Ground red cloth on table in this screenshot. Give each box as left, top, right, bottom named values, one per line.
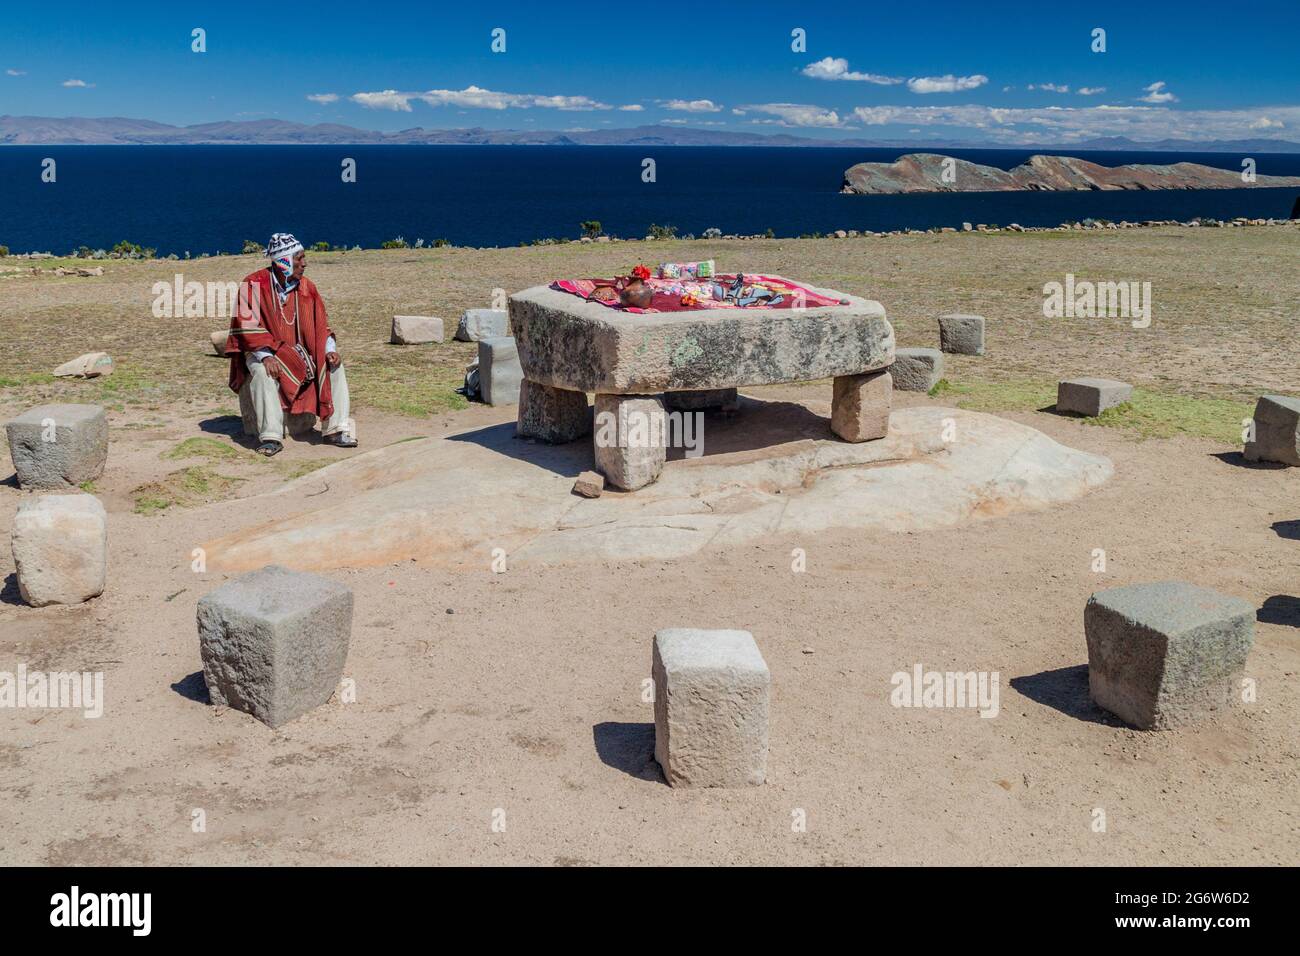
left=550, top=274, right=845, bottom=313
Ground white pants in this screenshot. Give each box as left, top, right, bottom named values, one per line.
left=247, top=359, right=351, bottom=442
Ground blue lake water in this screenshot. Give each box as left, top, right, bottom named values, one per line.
left=0, top=145, right=1297, bottom=256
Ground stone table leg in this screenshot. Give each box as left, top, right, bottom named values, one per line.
left=516, top=379, right=591, bottom=443
left=831, top=369, right=892, bottom=442
left=594, top=393, right=667, bottom=490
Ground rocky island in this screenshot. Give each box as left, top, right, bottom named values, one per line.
left=841, top=153, right=1300, bottom=194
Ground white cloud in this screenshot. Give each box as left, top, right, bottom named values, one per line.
left=1139, top=81, right=1178, bottom=104
left=618, top=104, right=644, bottom=111
left=1077, top=87, right=1107, bottom=96
left=6, top=69, right=26, bottom=77
left=661, top=98, right=722, bottom=112
left=907, top=74, right=988, bottom=94
left=306, top=93, right=339, bottom=104
left=62, top=78, right=94, bottom=88
left=351, top=85, right=613, bottom=112
left=1029, top=83, right=1070, bottom=93
left=660, top=118, right=726, bottom=126
left=849, top=102, right=1300, bottom=142
left=801, top=57, right=902, bottom=85
left=741, top=102, right=842, bottom=127
left=352, top=90, right=413, bottom=111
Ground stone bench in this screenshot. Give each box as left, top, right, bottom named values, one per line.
left=1057, top=377, right=1132, bottom=417
left=938, top=313, right=985, bottom=355
left=197, top=564, right=353, bottom=728
left=1085, top=581, right=1254, bottom=729
left=5, top=404, right=108, bottom=489
left=390, top=314, right=445, bottom=345
left=890, top=347, right=944, bottom=392
left=653, top=628, right=770, bottom=787
left=510, top=280, right=895, bottom=490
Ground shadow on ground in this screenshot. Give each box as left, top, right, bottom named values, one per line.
left=1, top=572, right=23, bottom=607
left=1210, top=451, right=1286, bottom=470
left=448, top=396, right=835, bottom=477
left=1010, top=664, right=1125, bottom=726
left=1271, top=520, right=1300, bottom=541
left=592, top=722, right=664, bottom=784
left=1257, top=595, right=1300, bottom=628
left=171, top=670, right=210, bottom=704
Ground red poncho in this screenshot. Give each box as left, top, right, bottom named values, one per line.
left=222, top=268, right=337, bottom=421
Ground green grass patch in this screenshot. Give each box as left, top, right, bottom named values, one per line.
left=351, top=362, right=468, bottom=416
left=0, top=372, right=56, bottom=388
left=928, top=378, right=1056, bottom=411
left=94, top=365, right=160, bottom=403
left=929, top=379, right=1248, bottom=444
left=163, top=436, right=246, bottom=462
left=1089, top=389, right=1248, bottom=444
left=132, top=466, right=244, bottom=515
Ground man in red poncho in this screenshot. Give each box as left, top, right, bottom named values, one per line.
left=223, top=233, right=356, bottom=456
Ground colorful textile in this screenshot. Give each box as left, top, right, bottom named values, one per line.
left=550, top=274, right=845, bottom=313
left=657, top=259, right=715, bottom=280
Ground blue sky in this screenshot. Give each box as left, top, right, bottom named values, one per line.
left=3, top=0, right=1298, bottom=142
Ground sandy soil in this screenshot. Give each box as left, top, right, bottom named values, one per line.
left=1, top=384, right=1296, bottom=866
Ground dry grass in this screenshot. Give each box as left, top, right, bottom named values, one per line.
left=1, top=226, right=1296, bottom=436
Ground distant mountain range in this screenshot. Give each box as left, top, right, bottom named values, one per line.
left=842, top=153, right=1300, bottom=194
left=2, top=115, right=1299, bottom=152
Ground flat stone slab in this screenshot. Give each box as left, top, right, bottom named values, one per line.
left=1243, top=394, right=1300, bottom=466
left=891, top=347, right=944, bottom=392
left=6, top=404, right=108, bottom=489
left=11, top=494, right=107, bottom=606
left=200, top=402, right=1113, bottom=572
left=1057, top=377, right=1133, bottom=417
left=509, top=279, right=894, bottom=394
left=197, top=564, right=353, bottom=728
left=653, top=628, right=770, bottom=788
left=456, top=308, right=510, bottom=342
left=1085, top=581, right=1254, bottom=730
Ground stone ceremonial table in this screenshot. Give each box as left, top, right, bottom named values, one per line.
left=509, top=279, right=895, bottom=490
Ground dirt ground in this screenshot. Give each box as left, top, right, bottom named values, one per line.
left=0, top=229, right=1297, bottom=866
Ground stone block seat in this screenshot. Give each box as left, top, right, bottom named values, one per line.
left=509, top=279, right=895, bottom=490
left=5, top=404, right=108, bottom=489
left=1084, top=581, right=1254, bottom=730
left=197, top=564, right=353, bottom=728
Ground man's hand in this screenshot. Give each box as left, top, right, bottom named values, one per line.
left=326, top=351, right=341, bottom=371
left=261, top=357, right=282, bottom=380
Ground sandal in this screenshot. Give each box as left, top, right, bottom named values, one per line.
left=323, top=433, right=358, bottom=448
left=257, top=440, right=283, bottom=457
